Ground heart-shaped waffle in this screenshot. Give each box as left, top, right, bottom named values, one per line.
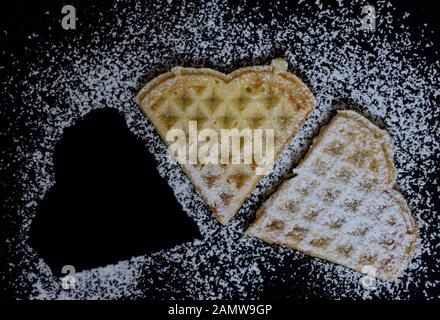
left=246, top=110, right=420, bottom=281
left=137, top=59, right=316, bottom=224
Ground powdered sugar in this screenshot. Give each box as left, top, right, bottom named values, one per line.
left=2, top=0, right=439, bottom=299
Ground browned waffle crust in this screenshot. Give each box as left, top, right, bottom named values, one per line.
left=246, top=110, right=420, bottom=281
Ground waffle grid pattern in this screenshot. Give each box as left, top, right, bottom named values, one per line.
left=246, top=110, right=420, bottom=281
left=137, top=59, right=316, bottom=224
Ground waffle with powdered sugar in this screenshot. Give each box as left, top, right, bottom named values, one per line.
left=246, top=110, right=420, bottom=281
left=137, top=59, right=316, bottom=224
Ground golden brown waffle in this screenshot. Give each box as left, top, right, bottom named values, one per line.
left=246, top=110, right=420, bottom=281
left=137, top=59, right=316, bottom=224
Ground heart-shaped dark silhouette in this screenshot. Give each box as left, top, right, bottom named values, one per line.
left=29, top=108, right=200, bottom=276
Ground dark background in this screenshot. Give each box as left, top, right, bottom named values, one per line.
left=0, top=0, right=439, bottom=300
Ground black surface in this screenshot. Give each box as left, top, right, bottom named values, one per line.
left=0, top=0, right=439, bottom=300
left=29, top=108, right=200, bottom=275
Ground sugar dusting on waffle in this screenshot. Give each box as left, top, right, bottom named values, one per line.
left=1, top=0, right=439, bottom=299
